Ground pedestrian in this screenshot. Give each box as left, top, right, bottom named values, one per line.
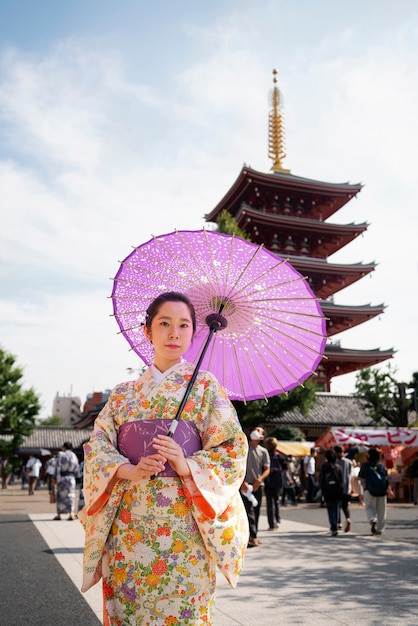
left=241, top=426, right=270, bottom=547
left=1, top=458, right=12, bottom=489
left=281, top=461, right=297, bottom=506
left=359, top=448, right=388, bottom=535
left=303, top=447, right=318, bottom=502
left=264, top=437, right=283, bottom=530
left=319, top=449, right=343, bottom=536
left=25, top=454, right=42, bottom=495
left=334, top=445, right=353, bottom=532
left=45, top=454, right=57, bottom=499
left=53, top=442, right=79, bottom=521
left=80, top=291, right=249, bottom=625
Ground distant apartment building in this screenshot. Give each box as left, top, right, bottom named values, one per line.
left=52, top=393, right=82, bottom=427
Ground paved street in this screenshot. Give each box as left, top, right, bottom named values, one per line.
left=1, top=485, right=417, bottom=625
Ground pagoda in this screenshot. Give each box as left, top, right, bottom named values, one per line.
left=205, top=70, right=394, bottom=392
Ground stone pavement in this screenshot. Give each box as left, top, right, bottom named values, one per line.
left=1, top=486, right=418, bottom=625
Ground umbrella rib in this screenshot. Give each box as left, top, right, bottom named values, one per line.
left=258, top=321, right=326, bottom=356
left=235, top=339, right=270, bottom=402
left=224, top=243, right=266, bottom=301
left=258, top=315, right=326, bottom=339
left=230, top=275, right=315, bottom=303
left=228, top=254, right=289, bottom=300
left=259, top=340, right=310, bottom=387
left=201, top=229, right=223, bottom=296
left=244, top=340, right=291, bottom=393
left=176, top=230, right=219, bottom=293
left=116, top=239, right=207, bottom=290
left=256, top=326, right=324, bottom=376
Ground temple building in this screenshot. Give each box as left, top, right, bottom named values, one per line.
left=205, top=70, right=394, bottom=392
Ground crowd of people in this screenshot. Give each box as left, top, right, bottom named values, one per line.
left=239, top=429, right=418, bottom=545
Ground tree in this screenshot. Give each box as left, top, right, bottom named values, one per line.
left=0, top=347, right=41, bottom=459
left=38, top=415, right=65, bottom=426
left=233, top=377, right=318, bottom=430
left=215, top=209, right=251, bottom=240
left=354, top=365, right=412, bottom=427
left=268, top=425, right=306, bottom=441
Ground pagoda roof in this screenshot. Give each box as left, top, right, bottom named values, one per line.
left=287, top=255, right=376, bottom=299
left=320, top=344, right=395, bottom=380
left=206, top=166, right=363, bottom=223
left=320, top=301, right=386, bottom=336
left=236, top=205, right=367, bottom=258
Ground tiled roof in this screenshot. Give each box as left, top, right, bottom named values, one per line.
left=265, top=393, right=373, bottom=427
left=1, top=427, right=93, bottom=453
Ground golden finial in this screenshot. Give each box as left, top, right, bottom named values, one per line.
left=268, top=69, right=290, bottom=173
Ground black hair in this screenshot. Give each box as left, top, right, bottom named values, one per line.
left=325, top=449, right=336, bottom=463
left=368, top=448, right=380, bottom=463
left=145, top=292, right=196, bottom=334
left=63, top=441, right=73, bottom=450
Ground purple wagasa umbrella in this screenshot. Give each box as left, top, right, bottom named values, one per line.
left=111, top=229, right=326, bottom=404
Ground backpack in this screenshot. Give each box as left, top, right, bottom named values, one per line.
left=323, top=464, right=342, bottom=500
left=367, top=464, right=388, bottom=497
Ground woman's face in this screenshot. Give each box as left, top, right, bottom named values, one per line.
left=144, top=300, right=194, bottom=372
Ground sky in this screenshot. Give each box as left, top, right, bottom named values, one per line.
left=1, top=0, right=418, bottom=417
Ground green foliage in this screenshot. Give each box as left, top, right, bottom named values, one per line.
left=354, top=365, right=412, bottom=427
left=215, top=210, right=252, bottom=240
left=268, top=425, right=306, bottom=441
left=0, top=347, right=41, bottom=458
left=38, top=415, right=65, bottom=426
left=233, top=377, right=318, bottom=429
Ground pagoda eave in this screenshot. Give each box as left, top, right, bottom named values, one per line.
left=321, top=302, right=386, bottom=336
left=236, top=206, right=368, bottom=258
left=322, top=346, right=394, bottom=377
left=313, top=346, right=394, bottom=391
left=206, top=166, right=363, bottom=223
left=287, top=257, right=375, bottom=299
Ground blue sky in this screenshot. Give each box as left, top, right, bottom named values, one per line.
left=1, top=0, right=418, bottom=416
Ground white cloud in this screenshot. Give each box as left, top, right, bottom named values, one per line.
left=1, top=6, right=418, bottom=414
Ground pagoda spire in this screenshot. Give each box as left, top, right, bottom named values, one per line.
left=268, top=69, right=290, bottom=173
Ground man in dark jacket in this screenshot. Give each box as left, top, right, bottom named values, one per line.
left=319, top=449, right=343, bottom=536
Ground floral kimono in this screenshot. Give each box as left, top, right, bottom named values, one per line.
left=80, top=362, right=249, bottom=626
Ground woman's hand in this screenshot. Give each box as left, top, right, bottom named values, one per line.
left=152, top=434, right=191, bottom=477
left=115, top=453, right=167, bottom=483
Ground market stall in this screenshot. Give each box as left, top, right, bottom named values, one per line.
left=315, top=427, right=418, bottom=502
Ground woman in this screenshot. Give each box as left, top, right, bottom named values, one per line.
left=54, top=442, right=79, bottom=520
left=263, top=437, right=283, bottom=530
left=80, top=292, right=249, bottom=625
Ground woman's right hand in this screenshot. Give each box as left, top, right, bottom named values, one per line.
left=116, top=454, right=167, bottom=482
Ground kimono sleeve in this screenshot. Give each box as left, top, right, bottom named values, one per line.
left=82, top=387, right=131, bottom=516
left=185, top=373, right=248, bottom=519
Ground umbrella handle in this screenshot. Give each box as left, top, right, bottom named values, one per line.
left=150, top=312, right=227, bottom=479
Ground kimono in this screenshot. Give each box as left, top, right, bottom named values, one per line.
left=80, top=362, right=249, bottom=626
left=56, top=449, right=79, bottom=515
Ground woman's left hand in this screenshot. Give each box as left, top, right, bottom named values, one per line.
left=152, top=435, right=190, bottom=477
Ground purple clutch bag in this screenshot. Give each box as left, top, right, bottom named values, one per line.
left=117, top=419, right=202, bottom=477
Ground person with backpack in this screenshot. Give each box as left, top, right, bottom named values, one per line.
left=359, top=448, right=388, bottom=535
left=319, top=449, right=343, bottom=536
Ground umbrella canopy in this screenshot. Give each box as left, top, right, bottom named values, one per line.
left=111, top=229, right=327, bottom=402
